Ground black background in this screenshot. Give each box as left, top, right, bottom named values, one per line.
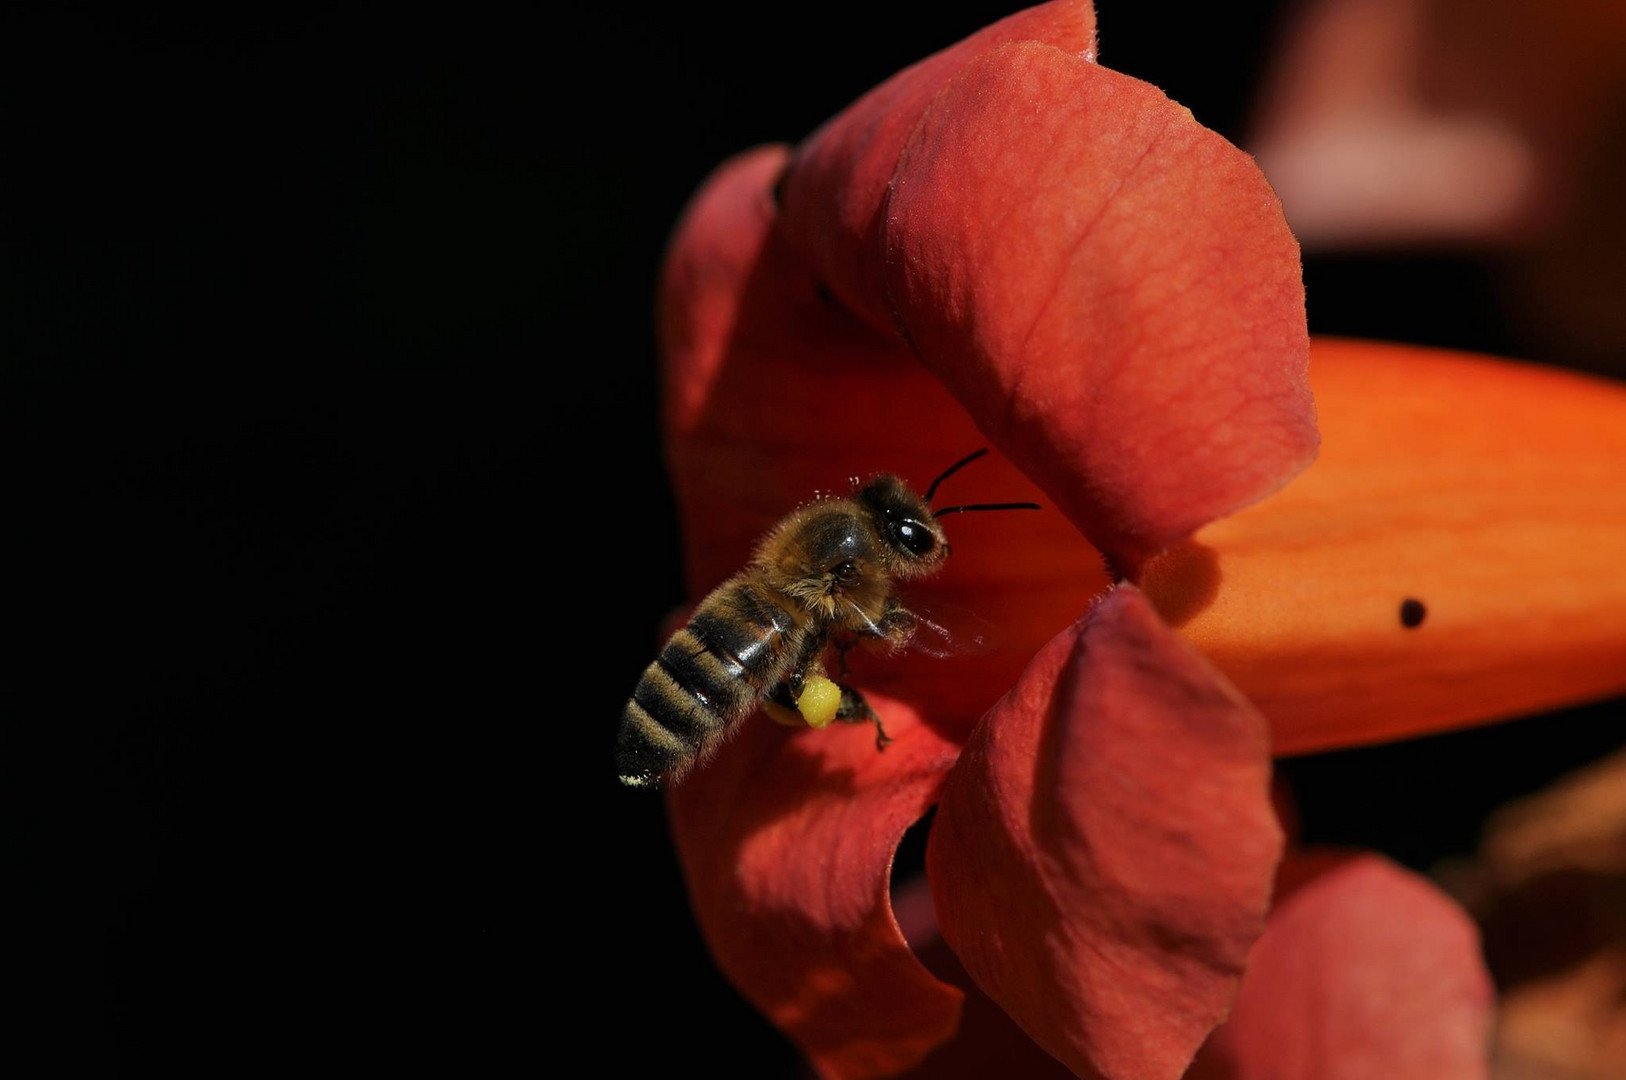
left=11, top=3, right=1620, bottom=1074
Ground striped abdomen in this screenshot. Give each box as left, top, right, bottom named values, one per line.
left=616, top=576, right=809, bottom=787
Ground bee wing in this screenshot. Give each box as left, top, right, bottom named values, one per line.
left=894, top=590, right=1001, bottom=659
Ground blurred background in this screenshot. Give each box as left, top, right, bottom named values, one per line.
left=9, top=2, right=1621, bottom=1075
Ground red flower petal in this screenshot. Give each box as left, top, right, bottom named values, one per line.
left=778, top=0, right=1098, bottom=336
left=1190, top=851, right=1495, bottom=1080
left=659, top=144, right=1110, bottom=737
left=883, top=43, right=1316, bottom=574
left=908, top=927, right=1088, bottom=1080
left=666, top=693, right=965, bottom=1079
left=927, top=585, right=1282, bottom=1079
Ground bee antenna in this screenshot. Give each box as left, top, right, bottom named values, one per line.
left=925, top=448, right=990, bottom=505
left=933, top=501, right=1042, bottom=517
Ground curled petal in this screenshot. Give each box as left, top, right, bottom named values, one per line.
left=667, top=694, right=964, bottom=1079
left=884, top=43, right=1317, bottom=573
left=1143, top=339, right=1626, bottom=755
left=927, top=585, right=1282, bottom=1079
left=1190, top=851, right=1495, bottom=1080
left=778, top=0, right=1097, bottom=335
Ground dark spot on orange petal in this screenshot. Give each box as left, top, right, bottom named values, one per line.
left=1400, top=597, right=1427, bottom=628
left=1185, top=340, right=1626, bottom=754
left=814, top=280, right=836, bottom=305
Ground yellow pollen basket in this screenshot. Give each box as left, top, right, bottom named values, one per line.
left=762, top=675, right=841, bottom=729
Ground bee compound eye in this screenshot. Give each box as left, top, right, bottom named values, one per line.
left=893, top=520, right=935, bottom=557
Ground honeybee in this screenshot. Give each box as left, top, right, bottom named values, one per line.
left=616, top=449, right=1038, bottom=788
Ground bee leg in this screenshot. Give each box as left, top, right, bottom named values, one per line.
left=767, top=665, right=807, bottom=710
left=872, top=714, right=893, bottom=751
left=834, top=637, right=856, bottom=679
left=834, top=684, right=891, bottom=751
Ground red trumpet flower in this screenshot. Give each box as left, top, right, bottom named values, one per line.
left=648, top=2, right=1626, bottom=1076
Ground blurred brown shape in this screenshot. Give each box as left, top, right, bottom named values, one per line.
left=1485, top=750, right=1626, bottom=886
left=1446, top=748, right=1626, bottom=1079
left=1495, top=950, right=1626, bottom=1080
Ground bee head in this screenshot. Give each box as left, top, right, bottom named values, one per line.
left=856, top=474, right=950, bottom=579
